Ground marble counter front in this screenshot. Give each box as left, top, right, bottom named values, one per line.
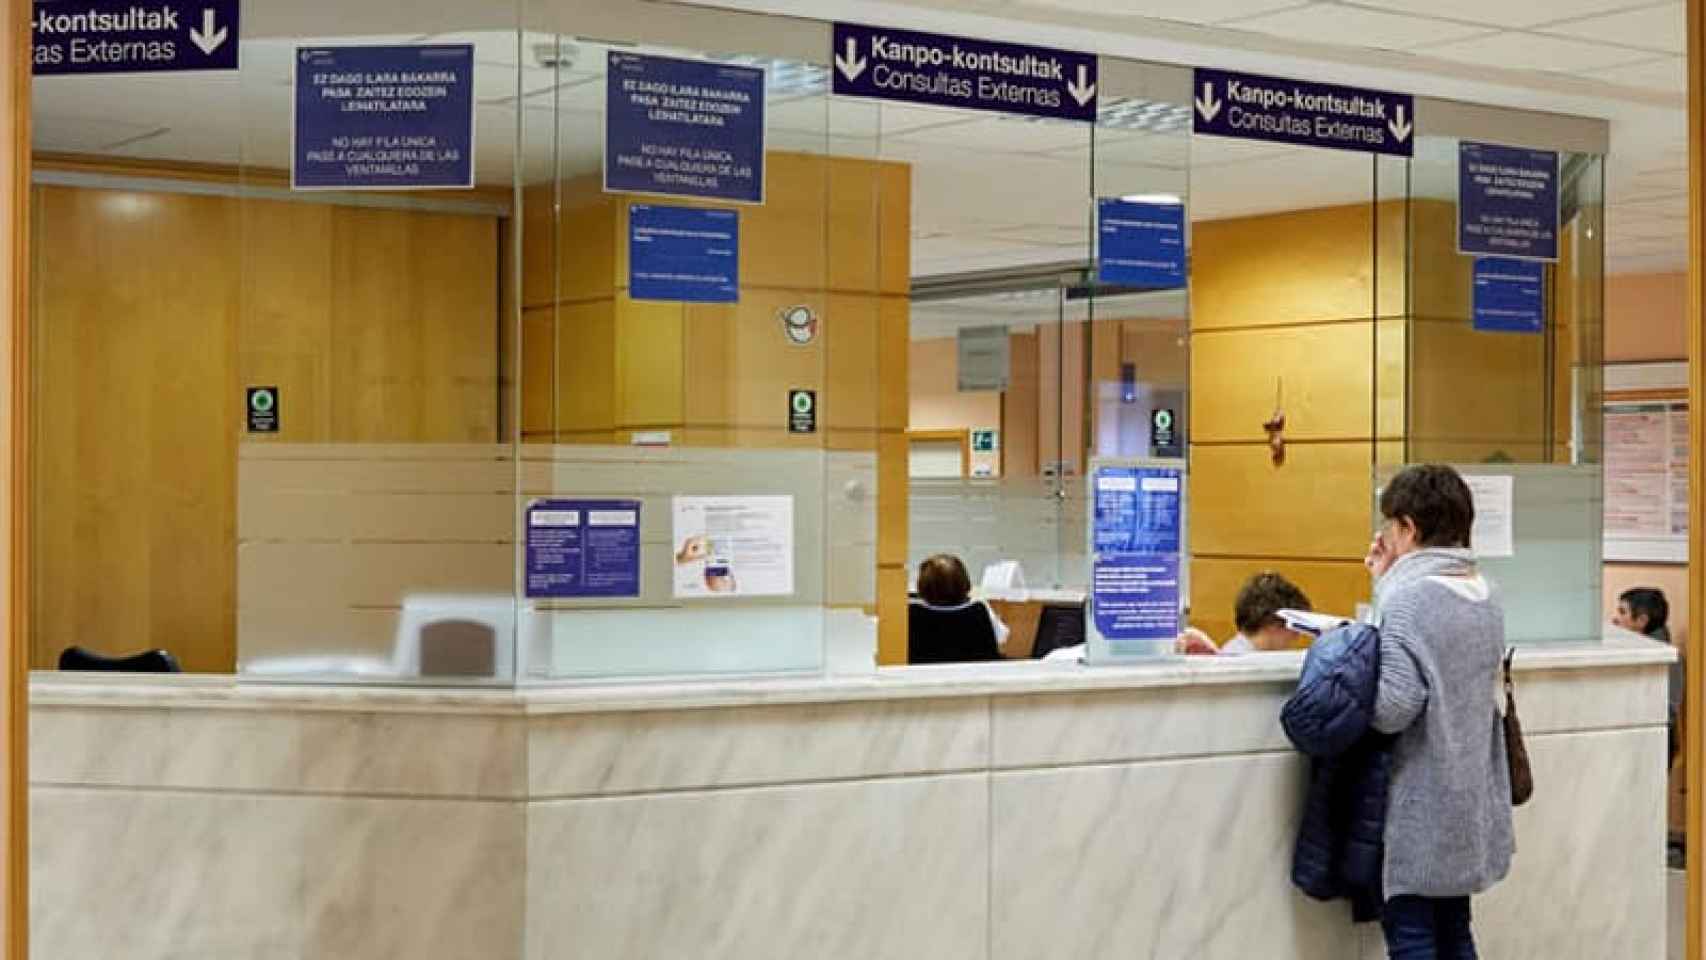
left=28, top=636, right=1673, bottom=959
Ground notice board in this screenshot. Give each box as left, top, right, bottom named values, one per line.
left=1605, top=398, right=1688, bottom=562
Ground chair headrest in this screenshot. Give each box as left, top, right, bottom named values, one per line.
left=57, top=646, right=182, bottom=673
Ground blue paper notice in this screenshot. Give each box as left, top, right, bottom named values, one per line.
left=1473, top=257, right=1545, bottom=334
left=832, top=22, right=1098, bottom=123
left=32, top=0, right=239, bottom=75
left=1459, top=142, right=1559, bottom=261
left=1092, top=465, right=1183, bottom=649
left=630, top=204, right=739, bottom=303
left=606, top=52, right=766, bottom=204
left=1193, top=67, right=1413, bottom=157
left=1098, top=199, right=1186, bottom=289
left=293, top=45, right=475, bottom=191
left=526, top=500, right=642, bottom=599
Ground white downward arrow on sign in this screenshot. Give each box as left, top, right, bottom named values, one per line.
left=190, top=8, right=228, bottom=56
left=1388, top=104, right=1413, bottom=143
left=1067, top=64, right=1096, bottom=107
left=1194, top=82, right=1221, bottom=123
left=834, top=37, right=867, bottom=82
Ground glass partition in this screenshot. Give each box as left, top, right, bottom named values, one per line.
left=26, top=0, right=1610, bottom=681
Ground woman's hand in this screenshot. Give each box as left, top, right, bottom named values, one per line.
left=1175, top=628, right=1219, bottom=656
left=1364, top=535, right=1393, bottom=578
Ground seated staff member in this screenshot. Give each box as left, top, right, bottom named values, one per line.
left=1178, top=572, right=1314, bottom=655
left=907, top=554, right=1013, bottom=665
left=1613, top=587, right=1682, bottom=769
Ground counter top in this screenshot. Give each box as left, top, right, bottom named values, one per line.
left=27, top=632, right=1673, bottom=717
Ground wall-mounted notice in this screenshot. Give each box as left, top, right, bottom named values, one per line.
left=32, top=0, right=239, bottom=75
left=1150, top=408, right=1179, bottom=458
left=1192, top=67, right=1413, bottom=157
left=958, top=324, right=1010, bottom=392
left=1459, top=142, right=1558, bottom=261
left=246, top=386, right=278, bottom=433
left=672, top=495, right=794, bottom=598
left=629, top=204, right=739, bottom=303
left=525, top=500, right=642, bottom=599
left=1097, top=199, right=1186, bottom=289
left=971, top=429, right=999, bottom=453
left=1472, top=257, right=1545, bottom=334
left=832, top=22, right=1097, bottom=122
left=1463, top=474, right=1514, bottom=559
left=1091, top=466, right=1183, bottom=650
left=606, top=52, right=765, bottom=204
left=293, top=45, right=475, bottom=191
left=1606, top=402, right=1690, bottom=545
left=788, top=389, right=817, bottom=434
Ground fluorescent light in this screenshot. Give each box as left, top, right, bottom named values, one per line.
left=1120, top=193, right=1183, bottom=205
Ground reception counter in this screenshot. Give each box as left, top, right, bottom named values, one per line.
left=29, top=635, right=1672, bottom=959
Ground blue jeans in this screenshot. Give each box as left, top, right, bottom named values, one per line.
left=1382, top=895, right=1477, bottom=960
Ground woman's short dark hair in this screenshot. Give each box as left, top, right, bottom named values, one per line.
left=917, top=554, right=972, bottom=607
left=1621, top=588, right=1670, bottom=634
left=1379, top=464, right=1475, bottom=549
left=1234, top=572, right=1312, bottom=635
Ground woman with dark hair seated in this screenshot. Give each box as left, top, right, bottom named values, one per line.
left=907, top=554, right=1011, bottom=665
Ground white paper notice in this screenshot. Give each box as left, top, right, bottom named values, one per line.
left=1465, top=474, right=1515, bottom=559
left=672, top=495, right=795, bottom=598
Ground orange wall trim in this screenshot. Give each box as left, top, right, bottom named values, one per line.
left=5, top=0, right=27, bottom=951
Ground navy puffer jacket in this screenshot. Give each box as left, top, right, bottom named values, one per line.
left=1281, top=622, right=1395, bottom=923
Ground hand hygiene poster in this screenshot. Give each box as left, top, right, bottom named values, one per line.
left=293, top=44, right=475, bottom=190
left=672, top=495, right=795, bottom=598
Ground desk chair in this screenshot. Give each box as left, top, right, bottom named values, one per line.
left=1030, top=604, right=1085, bottom=660
left=58, top=646, right=182, bottom=673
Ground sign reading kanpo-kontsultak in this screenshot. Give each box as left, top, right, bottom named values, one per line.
left=832, top=22, right=1097, bottom=123
left=1193, top=67, right=1414, bottom=158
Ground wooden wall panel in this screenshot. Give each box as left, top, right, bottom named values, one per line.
left=1004, top=331, right=1040, bottom=478
left=1408, top=316, right=1548, bottom=460
left=31, top=185, right=503, bottom=671
left=1189, top=442, right=1374, bottom=562
left=1191, top=203, right=1378, bottom=330
left=1191, top=322, right=1374, bottom=443
left=32, top=186, right=238, bottom=672
left=1190, top=557, right=1370, bottom=646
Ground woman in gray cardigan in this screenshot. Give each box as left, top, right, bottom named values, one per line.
left=1365, top=464, right=1513, bottom=960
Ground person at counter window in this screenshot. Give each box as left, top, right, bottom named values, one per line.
left=1365, top=464, right=1512, bottom=960
left=1612, top=587, right=1681, bottom=769
left=1177, top=572, right=1313, bottom=655
left=907, top=554, right=1011, bottom=665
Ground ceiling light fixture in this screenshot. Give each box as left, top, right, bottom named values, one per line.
left=1120, top=193, right=1183, bottom=205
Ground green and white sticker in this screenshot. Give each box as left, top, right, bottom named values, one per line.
left=248, top=386, right=279, bottom=433
left=788, top=389, right=817, bottom=434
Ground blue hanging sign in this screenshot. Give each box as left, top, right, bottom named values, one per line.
left=32, top=0, right=239, bottom=75
left=1472, top=257, right=1545, bottom=334
left=831, top=23, right=1097, bottom=123
left=526, top=500, right=643, bottom=599
left=1097, top=199, right=1186, bottom=289
left=629, top=204, right=740, bottom=303
left=1459, top=141, right=1559, bottom=261
left=1091, top=465, right=1184, bottom=650
left=1193, top=67, right=1413, bottom=157
left=293, top=45, right=475, bottom=191
left=606, top=52, right=766, bottom=204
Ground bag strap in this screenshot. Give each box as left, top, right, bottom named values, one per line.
left=1503, top=647, right=1516, bottom=699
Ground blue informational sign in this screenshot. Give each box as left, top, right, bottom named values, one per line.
left=1097, top=199, right=1186, bottom=289
left=1472, top=257, right=1545, bottom=334
left=832, top=22, right=1097, bottom=123
left=1092, top=465, right=1183, bottom=649
left=1193, top=68, right=1413, bottom=158
left=1093, top=554, right=1182, bottom=645
left=630, top=204, right=739, bottom=303
left=526, top=500, right=642, bottom=599
left=1459, top=141, right=1559, bottom=261
left=32, top=0, right=239, bottom=75
left=293, top=45, right=475, bottom=191
left=606, top=52, right=766, bottom=204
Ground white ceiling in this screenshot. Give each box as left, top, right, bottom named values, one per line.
left=31, top=0, right=1688, bottom=277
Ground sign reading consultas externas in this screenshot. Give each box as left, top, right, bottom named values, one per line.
left=832, top=23, right=1096, bottom=123
left=1192, top=67, right=1413, bottom=158
left=32, top=0, right=238, bottom=75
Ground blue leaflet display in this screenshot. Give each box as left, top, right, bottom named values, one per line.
left=1092, top=465, right=1183, bottom=648
left=1472, top=257, right=1545, bottom=334
left=525, top=500, right=642, bottom=599
left=1459, top=142, right=1559, bottom=261
left=606, top=52, right=765, bottom=204
left=1097, top=199, right=1185, bottom=289
left=629, top=204, right=739, bottom=303
left=293, top=45, right=475, bottom=190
